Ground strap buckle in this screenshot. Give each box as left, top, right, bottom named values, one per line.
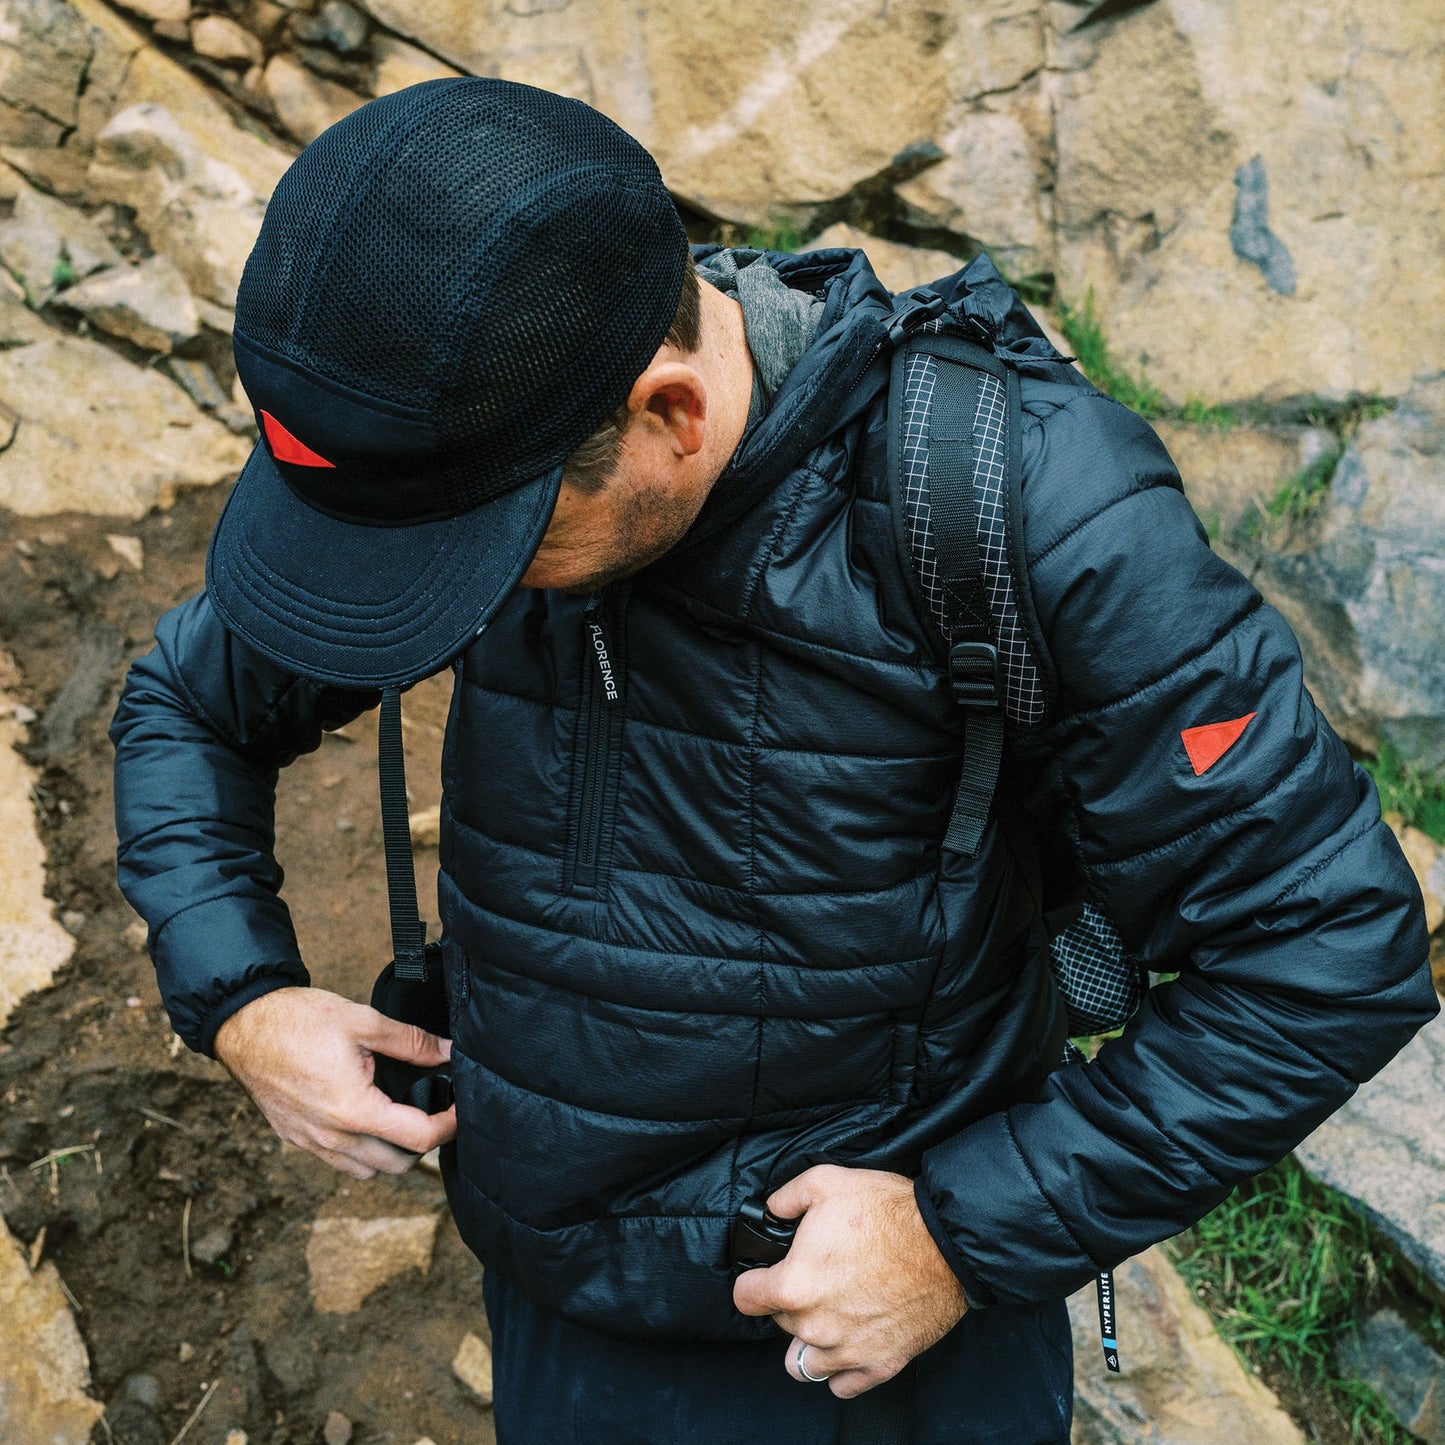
left=949, top=641, right=1001, bottom=710
left=730, top=1197, right=800, bottom=1271
left=887, top=286, right=948, bottom=344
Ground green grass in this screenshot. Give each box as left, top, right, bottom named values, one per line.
left=1299, top=395, right=1397, bottom=431
left=50, top=255, right=77, bottom=291
left=1056, top=289, right=1169, bottom=419
left=740, top=217, right=806, bottom=254
left=1168, top=1160, right=1414, bottom=1444
left=1177, top=395, right=1241, bottom=430
left=1363, top=744, right=1445, bottom=844
left=1263, top=445, right=1345, bottom=526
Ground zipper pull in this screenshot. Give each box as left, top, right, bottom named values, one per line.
left=582, top=603, right=623, bottom=707
left=1096, top=1269, right=1119, bottom=1372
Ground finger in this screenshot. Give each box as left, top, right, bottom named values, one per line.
left=827, top=1362, right=901, bottom=1401
left=733, top=1261, right=804, bottom=1319
left=310, top=1142, right=377, bottom=1181
left=783, top=1336, right=849, bottom=1384
left=354, top=1096, right=458, bottom=1156
left=786, top=1338, right=827, bottom=1385
left=767, top=1164, right=833, bottom=1221
left=355, top=1009, right=452, bottom=1068
left=337, top=1130, right=426, bottom=1176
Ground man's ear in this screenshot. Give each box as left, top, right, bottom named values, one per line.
left=627, top=361, right=707, bottom=458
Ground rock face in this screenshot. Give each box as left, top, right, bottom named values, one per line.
left=0, top=662, right=75, bottom=1026
left=803, top=223, right=962, bottom=295
left=1069, top=1246, right=1304, bottom=1445
left=1253, top=377, right=1445, bottom=770
left=87, top=99, right=287, bottom=308
left=1155, top=420, right=1334, bottom=548
left=263, top=52, right=363, bottom=146
left=371, top=34, right=461, bottom=96
left=0, top=333, right=251, bottom=516
left=0, top=183, right=123, bottom=304
left=54, top=253, right=201, bottom=352
left=0, top=0, right=93, bottom=147
left=1049, top=0, right=1444, bottom=404
left=352, top=0, right=957, bottom=223
left=333, top=0, right=1438, bottom=405
left=305, top=1213, right=440, bottom=1313
left=0, top=1213, right=104, bottom=1444
left=1295, top=1008, right=1445, bottom=1299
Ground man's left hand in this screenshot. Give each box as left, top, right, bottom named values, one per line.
left=731, top=1164, right=968, bottom=1398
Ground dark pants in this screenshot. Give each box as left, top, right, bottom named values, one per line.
left=483, top=1270, right=1073, bottom=1445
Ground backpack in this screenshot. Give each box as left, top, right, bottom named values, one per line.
left=883, top=285, right=1146, bottom=1051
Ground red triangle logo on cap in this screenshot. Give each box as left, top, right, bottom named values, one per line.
left=1181, top=712, right=1257, bottom=776
left=262, top=410, right=336, bottom=469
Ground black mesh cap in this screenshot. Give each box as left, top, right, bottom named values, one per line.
left=207, top=77, right=689, bottom=687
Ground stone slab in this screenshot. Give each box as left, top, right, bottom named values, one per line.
left=0, top=332, right=250, bottom=517
left=0, top=1212, right=104, bottom=1444
left=803, top=223, right=962, bottom=296
left=1296, top=1008, right=1445, bottom=1300
left=0, top=663, right=75, bottom=1028
left=1069, top=1246, right=1303, bottom=1444
left=1336, top=1308, right=1445, bottom=1444
left=306, top=1213, right=439, bottom=1313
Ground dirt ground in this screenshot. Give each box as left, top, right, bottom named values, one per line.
left=0, top=485, right=494, bottom=1445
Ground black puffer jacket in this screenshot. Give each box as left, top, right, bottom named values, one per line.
left=111, top=249, right=1436, bottom=1336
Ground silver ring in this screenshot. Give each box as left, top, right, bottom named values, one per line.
left=796, top=1342, right=831, bottom=1383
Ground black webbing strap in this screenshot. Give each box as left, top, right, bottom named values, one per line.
left=927, top=354, right=1004, bottom=858
left=840, top=1365, right=915, bottom=1444
left=378, top=687, right=429, bottom=980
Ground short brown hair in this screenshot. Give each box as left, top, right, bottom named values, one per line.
left=562, top=253, right=702, bottom=493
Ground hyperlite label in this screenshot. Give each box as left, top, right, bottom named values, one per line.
left=1096, top=1269, right=1119, bottom=1372
left=587, top=620, right=621, bottom=705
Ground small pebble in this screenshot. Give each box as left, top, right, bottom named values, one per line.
left=126, top=996, right=143, bottom=1008
left=323, top=1410, right=353, bottom=1445
left=12, top=703, right=36, bottom=725
left=452, top=1332, right=493, bottom=1405
left=335, top=816, right=355, bottom=833
left=179, top=1340, right=196, bottom=1362
left=190, top=1225, right=234, bottom=1267
left=61, top=910, right=86, bottom=935
left=224, top=1431, right=249, bottom=1445
left=105, top=534, right=145, bottom=571
left=122, top=1373, right=160, bottom=1409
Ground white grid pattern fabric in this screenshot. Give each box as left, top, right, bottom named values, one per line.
left=897, top=334, right=1136, bottom=1039
left=1048, top=903, right=1142, bottom=1036
left=899, top=351, right=1045, bottom=726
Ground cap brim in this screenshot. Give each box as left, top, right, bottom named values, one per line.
left=206, top=440, right=561, bottom=688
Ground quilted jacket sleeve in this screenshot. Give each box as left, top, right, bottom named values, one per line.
left=110, top=591, right=377, bottom=1056
left=915, top=386, right=1438, bottom=1308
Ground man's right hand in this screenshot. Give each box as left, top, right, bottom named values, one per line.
left=213, top=985, right=457, bottom=1179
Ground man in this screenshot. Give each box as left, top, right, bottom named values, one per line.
left=111, top=78, right=1436, bottom=1443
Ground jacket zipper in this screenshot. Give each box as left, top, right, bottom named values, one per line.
left=573, top=588, right=627, bottom=892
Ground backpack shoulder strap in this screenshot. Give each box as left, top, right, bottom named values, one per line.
left=886, top=304, right=1032, bottom=856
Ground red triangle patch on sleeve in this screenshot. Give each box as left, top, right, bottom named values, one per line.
left=1181, top=712, right=1257, bottom=776
left=262, top=410, right=336, bottom=468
